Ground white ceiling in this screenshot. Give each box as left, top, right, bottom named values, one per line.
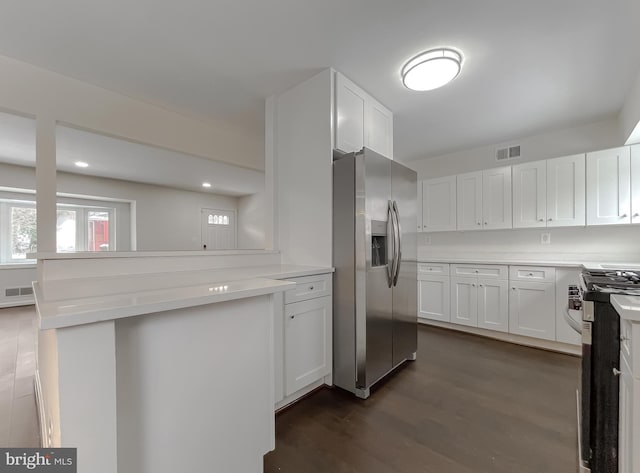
left=0, top=112, right=264, bottom=196
left=0, top=0, right=639, bottom=162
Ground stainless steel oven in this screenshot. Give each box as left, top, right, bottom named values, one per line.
left=577, top=271, right=623, bottom=473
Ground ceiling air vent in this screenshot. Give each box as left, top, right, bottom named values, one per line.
left=496, top=144, right=521, bottom=161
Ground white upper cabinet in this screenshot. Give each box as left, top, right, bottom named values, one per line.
left=423, top=176, right=457, bottom=232
left=334, top=72, right=393, bottom=159
left=457, top=171, right=483, bottom=230
left=512, top=154, right=586, bottom=229
left=482, top=166, right=512, bottom=229
left=547, top=154, right=586, bottom=227
left=365, top=99, right=393, bottom=159
left=512, top=161, right=546, bottom=228
left=586, top=146, right=631, bottom=225
left=632, top=145, right=640, bottom=224
left=335, top=73, right=365, bottom=154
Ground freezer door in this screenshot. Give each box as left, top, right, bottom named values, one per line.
left=357, top=150, right=394, bottom=389
left=391, top=160, right=418, bottom=366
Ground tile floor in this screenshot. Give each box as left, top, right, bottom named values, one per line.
left=0, top=305, right=40, bottom=447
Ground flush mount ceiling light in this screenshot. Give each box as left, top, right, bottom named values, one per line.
left=202, top=182, right=212, bottom=188
left=401, top=48, right=463, bottom=91
left=74, top=161, right=89, bottom=168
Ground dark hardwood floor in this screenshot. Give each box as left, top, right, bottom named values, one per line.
left=265, top=325, right=580, bottom=473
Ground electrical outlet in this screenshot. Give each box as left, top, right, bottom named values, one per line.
left=424, top=235, right=432, bottom=245
left=540, top=232, right=551, bottom=245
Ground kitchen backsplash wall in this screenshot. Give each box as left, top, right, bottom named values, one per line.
left=418, top=225, right=640, bottom=263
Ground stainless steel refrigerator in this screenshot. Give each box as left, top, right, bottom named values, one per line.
left=333, top=147, right=417, bottom=399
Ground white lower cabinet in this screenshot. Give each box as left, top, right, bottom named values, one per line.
left=284, top=296, right=332, bottom=396
left=477, top=279, right=509, bottom=333
left=619, top=357, right=635, bottom=473
left=276, top=273, right=332, bottom=408
left=508, top=281, right=556, bottom=341
left=449, top=265, right=509, bottom=332
left=419, top=262, right=579, bottom=346
left=618, top=318, right=640, bottom=473
left=418, top=276, right=450, bottom=322
left=451, top=277, right=478, bottom=327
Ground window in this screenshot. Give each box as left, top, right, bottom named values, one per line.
left=0, top=195, right=117, bottom=263
left=56, top=204, right=115, bottom=253
left=208, top=214, right=229, bottom=225
left=10, top=205, right=37, bottom=260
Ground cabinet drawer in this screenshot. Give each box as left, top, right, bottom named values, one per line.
left=284, top=274, right=332, bottom=304
left=451, top=264, right=508, bottom=280
left=509, top=266, right=556, bottom=283
left=418, top=263, right=450, bottom=276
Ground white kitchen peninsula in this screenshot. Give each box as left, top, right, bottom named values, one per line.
left=33, top=251, right=333, bottom=473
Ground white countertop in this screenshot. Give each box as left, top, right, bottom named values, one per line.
left=418, top=257, right=584, bottom=267
left=35, top=278, right=295, bottom=330
left=35, top=264, right=334, bottom=330
left=418, top=258, right=640, bottom=269
left=612, top=295, right=640, bottom=322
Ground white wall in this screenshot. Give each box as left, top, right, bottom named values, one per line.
left=237, top=192, right=265, bottom=249
left=419, top=226, right=640, bottom=263
left=56, top=172, right=239, bottom=251
left=409, top=117, right=622, bottom=179
left=620, top=66, right=640, bottom=145
left=273, top=69, right=333, bottom=266
left=0, top=266, right=35, bottom=307
left=410, top=117, right=640, bottom=263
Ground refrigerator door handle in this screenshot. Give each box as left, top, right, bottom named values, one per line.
left=386, top=200, right=395, bottom=288
left=392, top=200, right=402, bottom=286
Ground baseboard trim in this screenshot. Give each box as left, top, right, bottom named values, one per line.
left=418, top=319, right=581, bottom=356
left=275, top=379, right=327, bottom=412
left=0, top=299, right=35, bottom=309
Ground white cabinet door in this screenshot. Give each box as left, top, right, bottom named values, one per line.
left=508, top=281, right=556, bottom=341
left=477, top=279, right=508, bottom=333
left=586, top=146, right=631, bottom=225
left=417, top=181, right=423, bottom=232
left=418, top=276, right=450, bottom=322
left=284, top=296, right=331, bottom=396
left=457, top=171, right=483, bottom=230
left=512, top=161, right=546, bottom=228
left=482, top=166, right=512, bottom=229
left=547, top=154, right=586, bottom=227
left=451, top=277, right=477, bottom=327
left=423, top=176, right=457, bottom=232
left=365, top=99, right=393, bottom=159
left=618, top=358, right=633, bottom=473
left=632, top=145, right=640, bottom=224
left=335, top=73, right=365, bottom=154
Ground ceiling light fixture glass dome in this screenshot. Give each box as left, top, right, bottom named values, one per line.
left=401, top=48, right=463, bottom=91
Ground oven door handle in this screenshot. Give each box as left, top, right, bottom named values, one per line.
left=565, top=308, right=583, bottom=334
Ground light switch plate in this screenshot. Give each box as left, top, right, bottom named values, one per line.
left=540, top=232, right=551, bottom=245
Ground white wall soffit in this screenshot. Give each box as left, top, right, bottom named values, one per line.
left=44, top=125, right=263, bottom=197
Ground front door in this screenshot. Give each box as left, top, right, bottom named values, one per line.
left=201, top=208, right=236, bottom=249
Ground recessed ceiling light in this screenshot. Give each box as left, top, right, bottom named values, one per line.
left=74, top=161, right=89, bottom=168
left=202, top=182, right=212, bottom=188
left=401, top=48, right=463, bottom=91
